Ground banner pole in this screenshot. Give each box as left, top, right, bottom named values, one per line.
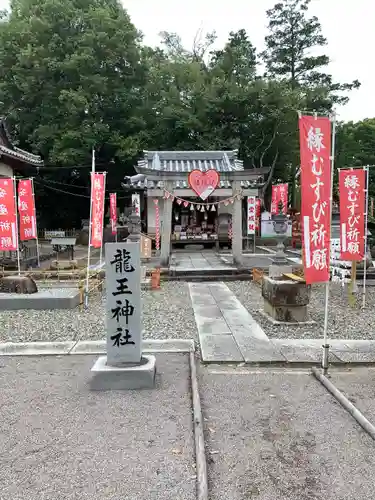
left=84, top=148, right=95, bottom=309
left=31, top=178, right=40, bottom=267
left=13, top=177, right=21, bottom=276
left=362, top=165, right=370, bottom=309
left=99, top=172, right=107, bottom=266
left=322, top=112, right=336, bottom=375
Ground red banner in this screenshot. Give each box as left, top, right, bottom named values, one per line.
left=18, top=179, right=37, bottom=241
left=154, top=199, right=160, bottom=251
left=90, top=173, right=106, bottom=249
left=339, top=169, right=365, bottom=261
left=0, top=177, right=18, bottom=251
left=271, top=184, right=288, bottom=214
left=247, top=196, right=256, bottom=235
left=110, top=193, right=117, bottom=235
left=255, top=198, right=261, bottom=230
left=299, top=115, right=332, bottom=284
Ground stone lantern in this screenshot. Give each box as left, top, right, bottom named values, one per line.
left=271, top=200, right=289, bottom=265
left=127, top=201, right=141, bottom=243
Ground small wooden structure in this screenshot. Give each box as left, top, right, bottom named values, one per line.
left=252, top=268, right=264, bottom=285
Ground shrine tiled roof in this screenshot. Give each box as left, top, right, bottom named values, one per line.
left=136, top=150, right=244, bottom=173
left=127, top=178, right=262, bottom=190
left=0, top=118, right=43, bottom=166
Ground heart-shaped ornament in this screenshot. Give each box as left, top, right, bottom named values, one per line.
left=188, top=169, right=220, bottom=200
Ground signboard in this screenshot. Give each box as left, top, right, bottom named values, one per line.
left=140, top=234, right=152, bottom=259
left=45, top=230, right=65, bottom=239
left=188, top=169, right=220, bottom=200
left=105, top=242, right=141, bottom=365
left=260, top=211, right=292, bottom=238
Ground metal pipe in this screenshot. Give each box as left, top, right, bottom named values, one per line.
left=322, top=112, right=337, bottom=374
left=362, top=165, right=370, bottom=309
left=84, top=148, right=95, bottom=309
left=31, top=178, right=41, bottom=267
left=13, top=177, right=21, bottom=276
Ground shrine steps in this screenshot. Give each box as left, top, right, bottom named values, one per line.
left=163, top=267, right=252, bottom=282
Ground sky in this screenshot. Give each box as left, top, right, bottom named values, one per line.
left=122, top=0, right=373, bottom=123
left=0, top=0, right=372, bottom=122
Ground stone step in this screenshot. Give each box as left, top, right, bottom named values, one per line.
left=163, top=274, right=252, bottom=282
left=169, top=267, right=240, bottom=276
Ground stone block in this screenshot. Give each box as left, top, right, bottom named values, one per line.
left=0, top=288, right=80, bottom=310
left=50, top=260, right=78, bottom=270
left=0, top=275, right=38, bottom=294
left=263, top=301, right=309, bottom=323
left=262, top=275, right=310, bottom=307
left=90, top=355, right=156, bottom=390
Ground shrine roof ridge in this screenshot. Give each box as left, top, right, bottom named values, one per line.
left=136, top=149, right=243, bottom=173
left=0, top=117, right=43, bottom=166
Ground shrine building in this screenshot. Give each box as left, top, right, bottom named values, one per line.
left=126, top=150, right=269, bottom=265
left=0, top=117, right=43, bottom=177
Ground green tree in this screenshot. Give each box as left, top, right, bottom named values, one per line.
left=262, top=0, right=360, bottom=107
left=0, top=0, right=147, bottom=225
left=210, top=29, right=257, bottom=84
left=140, top=31, right=216, bottom=151
left=336, top=119, right=375, bottom=205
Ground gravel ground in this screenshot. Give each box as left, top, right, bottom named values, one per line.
left=200, top=365, right=375, bottom=500
left=0, top=282, right=198, bottom=343
left=328, top=367, right=375, bottom=421
left=0, top=354, right=195, bottom=500
left=227, top=281, right=375, bottom=340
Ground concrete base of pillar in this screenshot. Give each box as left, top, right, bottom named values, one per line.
left=90, top=355, right=156, bottom=390
left=233, top=255, right=243, bottom=267
left=160, top=257, right=169, bottom=267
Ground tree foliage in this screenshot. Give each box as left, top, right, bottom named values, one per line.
left=336, top=119, right=375, bottom=202
left=262, top=0, right=360, bottom=108
left=0, top=0, right=363, bottom=224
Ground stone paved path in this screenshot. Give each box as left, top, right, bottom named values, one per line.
left=189, top=282, right=375, bottom=364
left=170, top=252, right=234, bottom=272
left=189, top=282, right=284, bottom=362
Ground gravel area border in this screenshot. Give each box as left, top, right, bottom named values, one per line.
left=0, top=282, right=198, bottom=343
left=227, top=281, right=375, bottom=340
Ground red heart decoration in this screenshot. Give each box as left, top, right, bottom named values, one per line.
left=188, top=169, right=220, bottom=200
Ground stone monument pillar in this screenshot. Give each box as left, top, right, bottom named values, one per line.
left=90, top=208, right=156, bottom=390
